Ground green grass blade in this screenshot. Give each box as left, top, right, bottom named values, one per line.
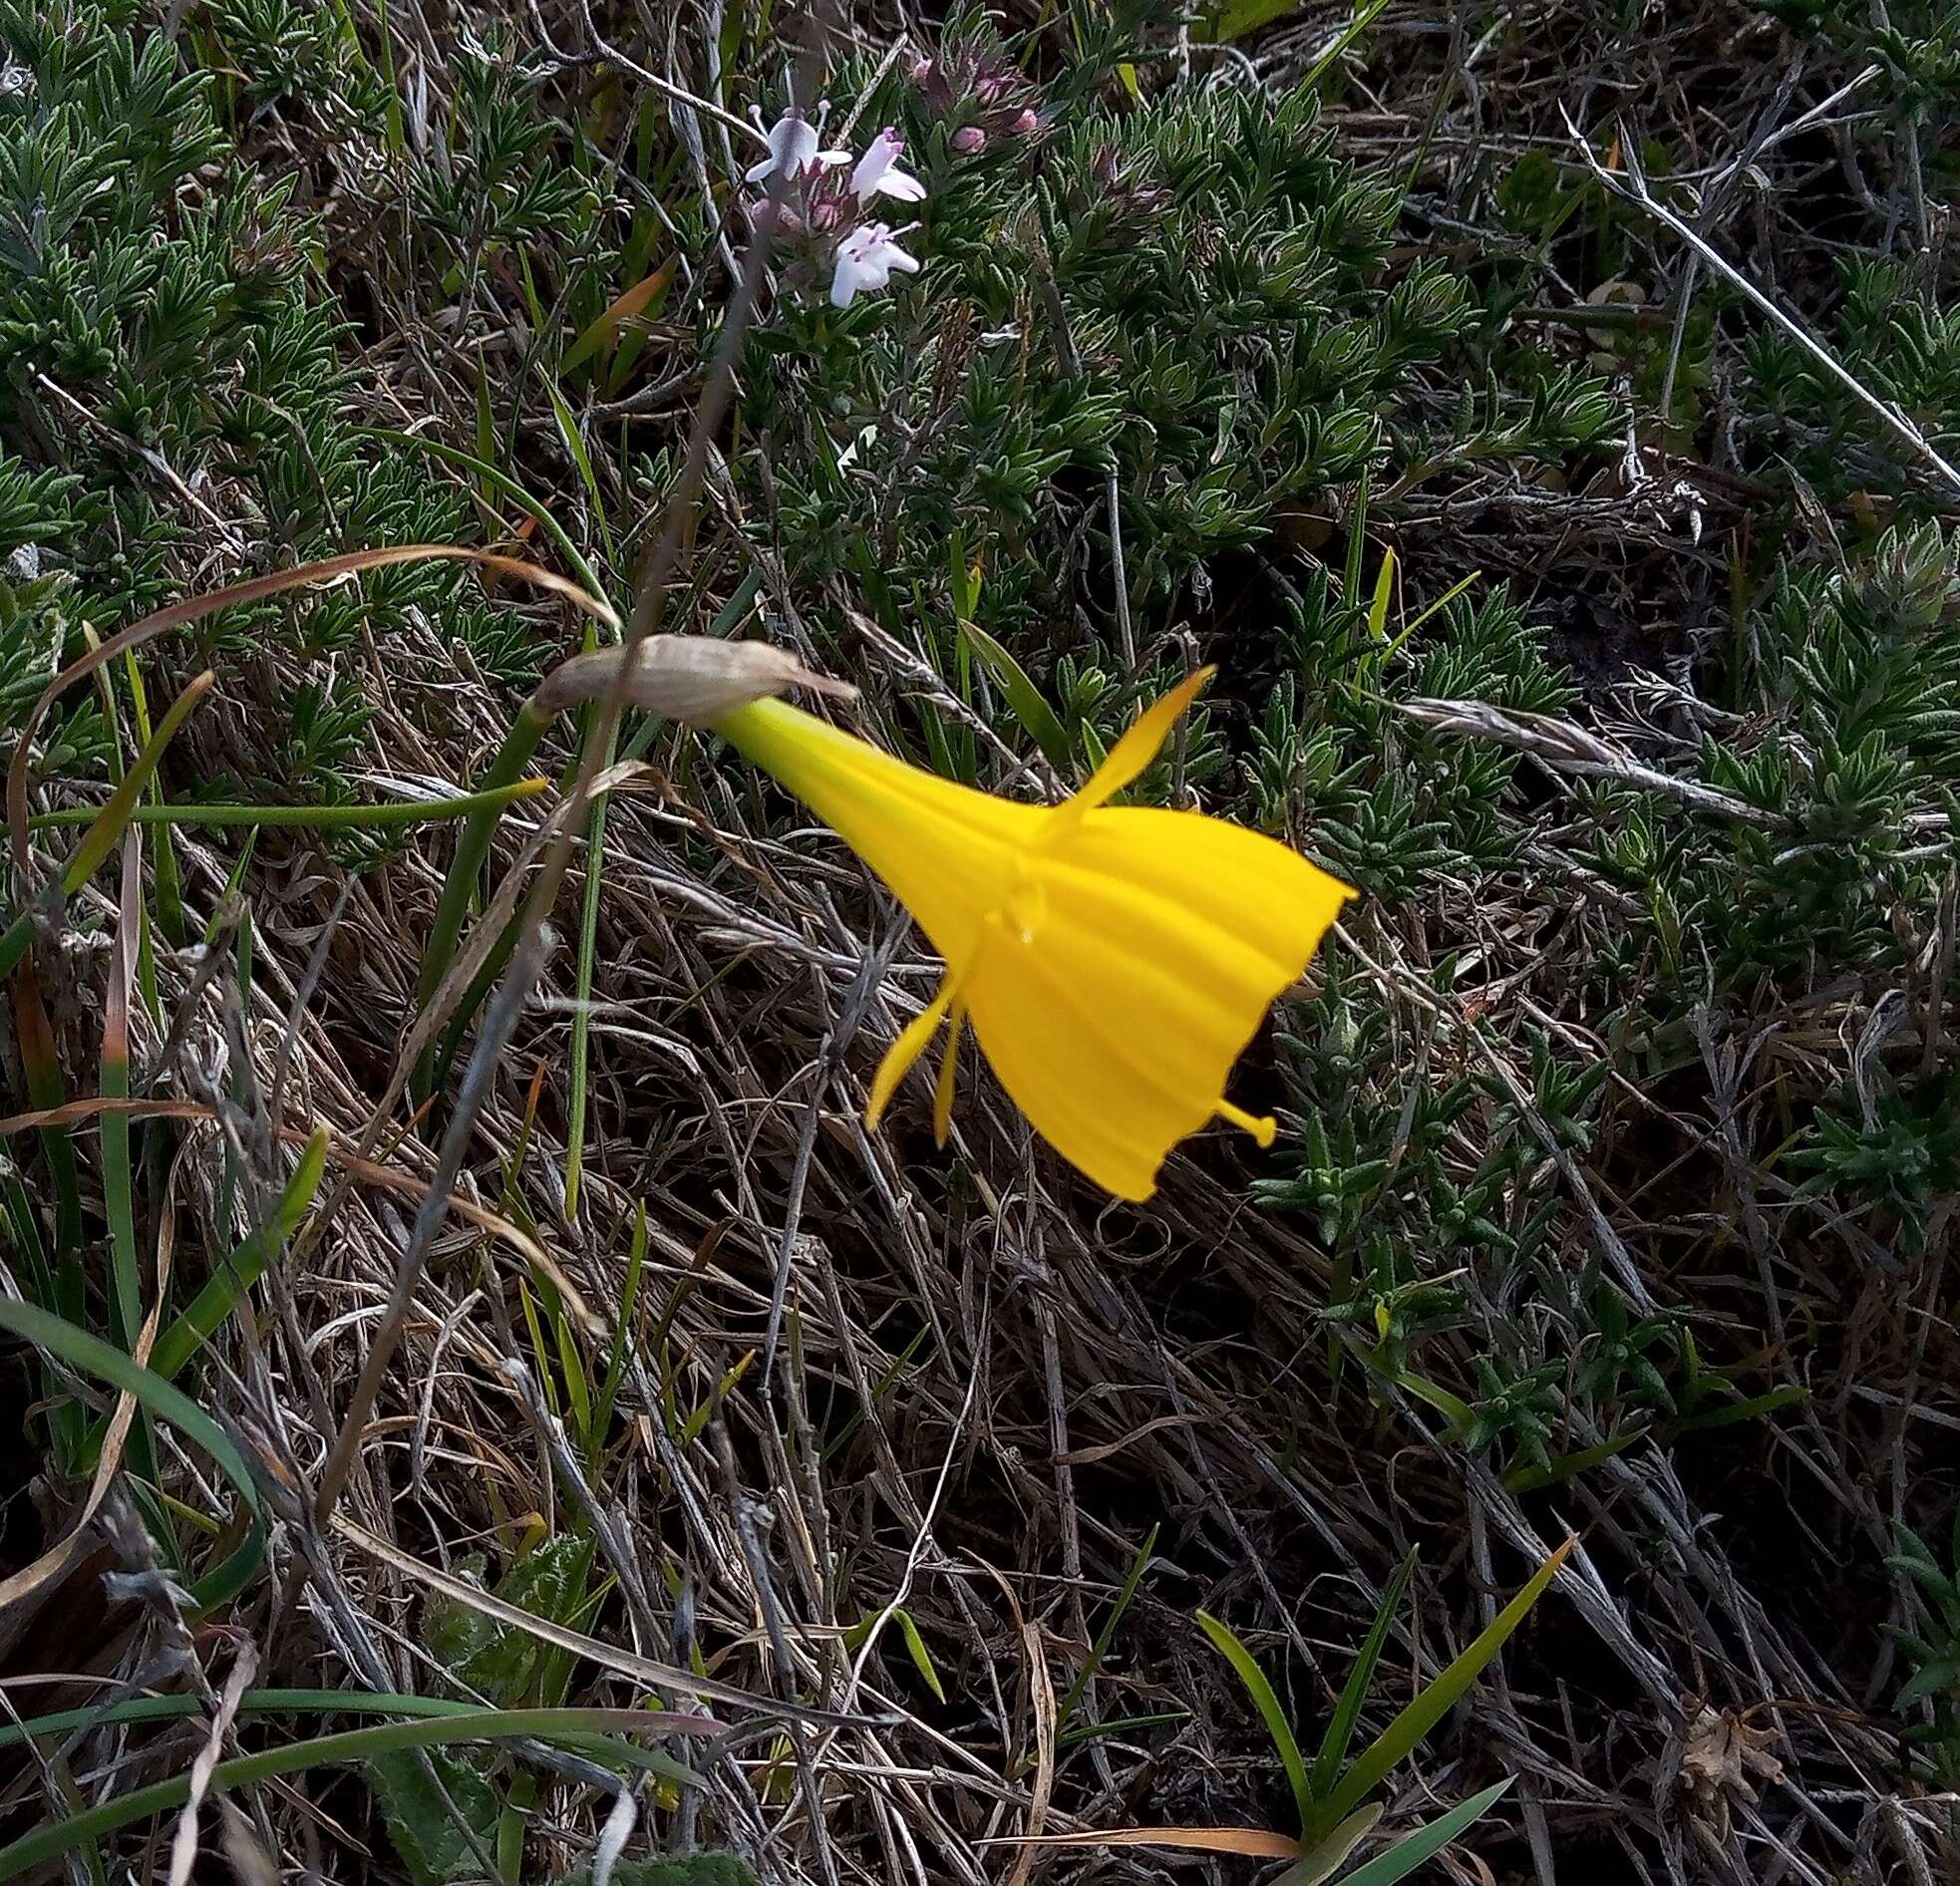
left=101, top=836, right=140, bottom=1353
left=1211, top=0, right=1302, bottom=42
left=1342, top=466, right=1371, bottom=607
left=586, top=1202, right=647, bottom=1466
left=371, top=0, right=406, bottom=157
left=1054, top=1709, right=1189, bottom=1751
left=412, top=697, right=556, bottom=1096
left=1273, top=1804, right=1380, bottom=1886
left=0, top=1297, right=263, bottom=1615
left=1317, top=1543, right=1569, bottom=1828
left=29, top=780, right=548, bottom=832
left=895, top=1609, right=948, bottom=1705
left=1301, top=0, right=1394, bottom=85
left=1367, top=548, right=1396, bottom=642
left=1055, top=1524, right=1159, bottom=1733
left=1383, top=570, right=1480, bottom=657
left=0, top=671, right=213, bottom=982
left=122, top=649, right=183, bottom=950
left=1309, top=1547, right=1417, bottom=1802
left=148, top=1126, right=329, bottom=1384
left=1321, top=1777, right=1511, bottom=1886
left=0, top=1706, right=713, bottom=1879
left=1387, top=1367, right=1475, bottom=1433
left=543, top=376, right=618, bottom=568
left=821, top=1323, right=929, bottom=1464
left=58, top=671, right=211, bottom=899
left=1504, top=1426, right=1651, bottom=1494
left=98, top=835, right=165, bottom=1525
left=957, top=617, right=1073, bottom=773
left=1671, top=1385, right=1808, bottom=1433
left=367, top=429, right=607, bottom=602
left=1197, top=1611, right=1313, bottom=1835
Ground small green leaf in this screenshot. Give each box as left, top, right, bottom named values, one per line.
left=1367, top=549, right=1396, bottom=642
left=1326, top=1777, right=1511, bottom=1886
left=369, top=1746, right=502, bottom=1886
left=957, top=618, right=1072, bottom=773
left=896, top=1609, right=948, bottom=1704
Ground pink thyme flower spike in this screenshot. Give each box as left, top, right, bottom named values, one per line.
left=745, top=109, right=849, bottom=185
left=850, top=127, right=927, bottom=204
left=951, top=125, right=987, bottom=155
left=830, top=221, right=922, bottom=308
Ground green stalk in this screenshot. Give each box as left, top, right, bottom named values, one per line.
left=0, top=671, right=213, bottom=983
left=0, top=1689, right=695, bottom=1778
left=99, top=837, right=166, bottom=1528
left=102, top=836, right=140, bottom=1354
left=563, top=747, right=611, bottom=1219
left=0, top=1297, right=264, bottom=1616
left=365, top=429, right=607, bottom=601
left=28, top=779, right=548, bottom=832
left=0, top=1707, right=708, bottom=1879
left=146, top=1127, right=329, bottom=1384
left=122, top=648, right=184, bottom=952
left=412, top=697, right=556, bottom=1098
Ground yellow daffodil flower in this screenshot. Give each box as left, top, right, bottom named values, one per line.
left=715, top=669, right=1353, bottom=1201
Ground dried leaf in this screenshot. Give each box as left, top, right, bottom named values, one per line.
left=536, top=637, right=856, bottom=725
left=1676, top=1697, right=1786, bottom=1841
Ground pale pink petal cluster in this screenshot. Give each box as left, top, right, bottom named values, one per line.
left=748, top=108, right=930, bottom=309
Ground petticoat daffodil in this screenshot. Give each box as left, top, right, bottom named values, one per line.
left=715, top=669, right=1354, bottom=1202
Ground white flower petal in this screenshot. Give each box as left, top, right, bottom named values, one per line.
left=830, top=221, right=920, bottom=308
left=777, top=118, right=817, bottom=170
left=850, top=129, right=901, bottom=199
left=749, top=111, right=847, bottom=184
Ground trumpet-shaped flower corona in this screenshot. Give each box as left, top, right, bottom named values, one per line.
left=714, top=671, right=1354, bottom=1201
